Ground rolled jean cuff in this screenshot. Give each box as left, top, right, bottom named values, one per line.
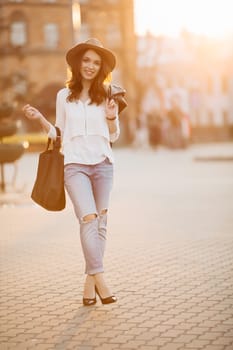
left=85, top=267, right=104, bottom=275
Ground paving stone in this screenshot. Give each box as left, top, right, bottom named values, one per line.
left=198, top=332, right=223, bottom=341
left=185, top=339, right=210, bottom=348
left=160, top=343, right=184, bottom=350
left=146, top=337, right=172, bottom=346
left=118, top=340, right=146, bottom=349
left=212, top=336, right=233, bottom=346
left=196, top=347, right=225, bottom=350
left=95, top=344, right=119, bottom=350
left=137, top=346, right=159, bottom=350
left=160, top=329, right=184, bottom=338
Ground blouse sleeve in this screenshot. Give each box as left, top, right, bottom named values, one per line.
left=47, top=89, right=66, bottom=140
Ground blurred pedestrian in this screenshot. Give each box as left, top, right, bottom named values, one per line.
left=165, top=94, right=190, bottom=149
left=22, top=38, right=125, bottom=306
left=139, top=85, right=162, bottom=147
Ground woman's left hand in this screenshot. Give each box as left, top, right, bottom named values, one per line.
left=105, top=98, right=117, bottom=119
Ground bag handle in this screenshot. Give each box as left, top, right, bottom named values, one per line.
left=46, top=126, right=61, bottom=151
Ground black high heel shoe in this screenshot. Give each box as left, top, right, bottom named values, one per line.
left=95, top=286, right=117, bottom=305
left=83, top=296, right=97, bottom=306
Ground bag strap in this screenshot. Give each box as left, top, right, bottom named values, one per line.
left=46, top=126, right=61, bottom=151
left=54, top=126, right=61, bottom=146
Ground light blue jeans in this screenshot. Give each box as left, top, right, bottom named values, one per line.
left=64, top=158, right=113, bottom=274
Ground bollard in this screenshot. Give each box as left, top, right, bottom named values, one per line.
left=0, top=105, right=25, bottom=192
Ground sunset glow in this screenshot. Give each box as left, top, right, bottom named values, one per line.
left=134, top=0, right=233, bottom=37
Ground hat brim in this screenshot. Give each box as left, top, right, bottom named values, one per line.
left=66, top=43, right=116, bottom=71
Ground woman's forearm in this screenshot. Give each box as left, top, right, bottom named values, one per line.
left=38, top=115, right=53, bottom=134
left=106, top=117, right=119, bottom=134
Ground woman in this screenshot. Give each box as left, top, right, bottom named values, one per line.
left=23, top=38, right=126, bottom=306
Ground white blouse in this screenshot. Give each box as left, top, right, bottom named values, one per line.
left=48, top=88, right=120, bottom=165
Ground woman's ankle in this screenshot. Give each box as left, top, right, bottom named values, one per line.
left=93, top=273, right=112, bottom=298
left=83, top=274, right=95, bottom=299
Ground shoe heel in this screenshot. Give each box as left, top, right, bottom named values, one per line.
left=95, top=286, right=117, bottom=305
left=83, top=297, right=97, bottom=306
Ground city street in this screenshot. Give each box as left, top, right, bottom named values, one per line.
left=1, top=143, right=233, bottom=350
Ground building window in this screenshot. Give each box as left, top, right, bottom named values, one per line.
left=10, top=21, right=27, bottom=46
left=72, top=1, right=81, bottom=31
left=208, top=110, right=214, bottom=125
left=221, top=75, right=228, bottom=94
left=106, top=23, right=121, bottom=48
left=44, top=23, right=59, bottom=49
left=223, top=110, right=229, bottom=125
left=78, top=23, right=90, bottom=41
left=207, top=76, right=213, bottom=94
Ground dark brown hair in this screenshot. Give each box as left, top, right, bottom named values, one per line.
left=66, top=49, right=112, bottom=105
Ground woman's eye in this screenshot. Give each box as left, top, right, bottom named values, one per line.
left=82, top=57, right=101, bottom=66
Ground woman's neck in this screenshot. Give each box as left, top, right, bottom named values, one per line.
left=79, top=79, right=92, bottom=102
left=82, top=79, right=92, bottom=91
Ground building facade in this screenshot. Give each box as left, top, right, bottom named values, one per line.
left=137, top=33, right=233, bottom=141
left=0, top=0, right=73, bottom=126
left=0, top=0, right=137, bottom=142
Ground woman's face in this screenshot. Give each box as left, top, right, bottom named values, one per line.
left=80, top=49, right=102, bottom=81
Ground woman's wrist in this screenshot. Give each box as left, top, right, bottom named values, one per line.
left=39, top=114, right=52, bottom=133
left=38, top=114, right=46, bottom=126
left=106, top=115, right=117, bottom=121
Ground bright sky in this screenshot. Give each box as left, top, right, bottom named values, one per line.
left=134, top=0, right=233, bottom=38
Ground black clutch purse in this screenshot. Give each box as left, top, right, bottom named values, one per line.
left=108, top=84, right=127, bottom=114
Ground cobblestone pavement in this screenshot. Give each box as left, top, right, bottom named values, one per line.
left=1, top=143, right=233, bottom=350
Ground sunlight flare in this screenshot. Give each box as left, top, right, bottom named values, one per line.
left=134, top=0, right=233, bottom=37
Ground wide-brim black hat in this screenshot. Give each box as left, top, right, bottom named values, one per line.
left=66, top=38, right=116, bottom=71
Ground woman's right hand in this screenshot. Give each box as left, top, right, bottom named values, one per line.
left=22, top=104, right=44, bottom=121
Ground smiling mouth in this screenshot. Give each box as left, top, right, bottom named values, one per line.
left=85, top=70, right=95, bottom=75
